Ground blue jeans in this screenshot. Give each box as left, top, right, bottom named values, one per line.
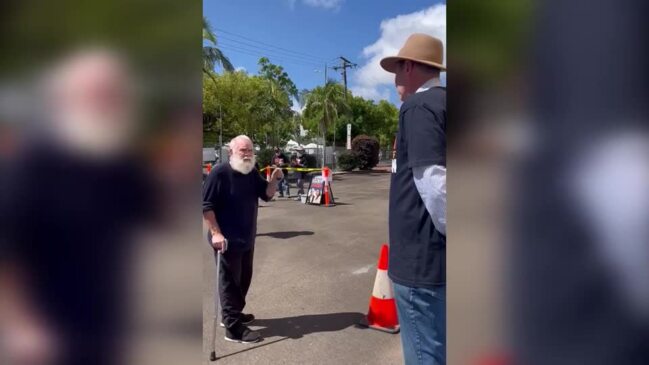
left=278, top=178, right=289, bottom=196
left=393, top=283, right=446, bottom=365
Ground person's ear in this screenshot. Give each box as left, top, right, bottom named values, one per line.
left=405, top=61, right=414, bottom=74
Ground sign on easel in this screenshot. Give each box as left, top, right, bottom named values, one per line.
left=306, top=174, right=335, bottom=206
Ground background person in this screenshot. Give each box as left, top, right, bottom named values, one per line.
left=271, top=147, right=290, bottom=198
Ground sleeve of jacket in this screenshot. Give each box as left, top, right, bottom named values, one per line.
left=202, top=169, right=220, bottom=213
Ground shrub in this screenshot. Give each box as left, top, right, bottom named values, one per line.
left=337, top=151, right=359, bottom=171
left=351, top=135, right=380, bottom=170
left=256, top=148, right=275, bottom=168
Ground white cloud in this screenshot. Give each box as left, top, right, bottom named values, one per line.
left=288, top=0, right=344, bottom=11
left=235, top=66, right=247, bottom=73
left=351, top=4, right=446, bottom=103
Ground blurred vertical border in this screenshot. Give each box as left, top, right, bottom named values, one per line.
left=0, top=1, right=203, bottom=364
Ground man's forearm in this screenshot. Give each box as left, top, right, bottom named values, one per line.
left=202, top=210, right=221, bottom=235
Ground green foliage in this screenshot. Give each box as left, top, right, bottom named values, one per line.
left=352, top=135, right=380, bottom=170
left=258, top=57, right=298, bottom=100
left=302, top=82, right=350, bottom=166
left=203, top=54, right=398, bottom=154
left=203, top=17, right=233, bottom=75
left=256, top=148, right=275, bottom=168
left=334, top=97, right=398, bottom=148
left=203, top=59, right=299, bottom=147
left=1, top=0, right=201, bottom=127
left=449, top=0, right=531, bottom=86
left=337, top=151, right=359, bottom=171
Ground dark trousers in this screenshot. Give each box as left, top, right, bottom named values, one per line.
left=216, top=248, right=254, bottom=329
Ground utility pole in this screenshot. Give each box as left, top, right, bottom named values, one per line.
left=331, top=56, right=357, bottom=170
left=333, top=56, right=356, bottom=98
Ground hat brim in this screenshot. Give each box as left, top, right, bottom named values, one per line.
left=380, top=56, right=446, bottom=73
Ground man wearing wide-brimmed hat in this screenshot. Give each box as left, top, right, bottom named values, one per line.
left=381, top=33, right=446, bottom=365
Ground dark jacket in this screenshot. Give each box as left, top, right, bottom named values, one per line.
left=388, top=87, right=446, bottom=288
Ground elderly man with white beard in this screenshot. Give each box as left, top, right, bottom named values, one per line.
left=202, top=135, right=283, bottom=343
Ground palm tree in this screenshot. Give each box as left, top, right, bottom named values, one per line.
left=203, top=17, right=233, bottom=77
left=303, top=81, right=349, bottom=166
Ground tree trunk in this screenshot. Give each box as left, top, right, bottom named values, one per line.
left=321, top=130, right=326, bottom=167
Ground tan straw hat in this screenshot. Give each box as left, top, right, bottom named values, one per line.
left=380, top=33, right=446, bottom=73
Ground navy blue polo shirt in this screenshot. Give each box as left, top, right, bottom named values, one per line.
left=202, top=163, right=270, bottom=251
left=388, top=87, right=446, bottom=288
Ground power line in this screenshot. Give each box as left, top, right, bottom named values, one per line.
left=218, top=40, right=324, bottom=67
left=218, top=44, right=324, bottom=68
left=217, top=35, right=328, bottom=64
left=214, top=27, right=329, bottom=63
left=218, top=44, right=322, bottom=67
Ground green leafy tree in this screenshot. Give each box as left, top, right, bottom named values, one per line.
left=203, top=71, right=269, bottom=145
left=258, top=57, right=298, bottom=100
left=256, top=57, right=298, bottom=146
left=203, top=59, right=300, bottom=148
left=333, top=95, right=398, bottom=148
left=203, top=17, right=233, bottom=77
left=303, top=81, right=349, bottom=165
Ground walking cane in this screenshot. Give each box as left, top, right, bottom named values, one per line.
left=210, top=239, right=227, bottom=362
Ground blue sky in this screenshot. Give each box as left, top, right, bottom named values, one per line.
left=204, top=0, right=446, bottom=107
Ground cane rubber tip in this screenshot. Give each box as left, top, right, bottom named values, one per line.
left=210, top=351, right=217, bottom=361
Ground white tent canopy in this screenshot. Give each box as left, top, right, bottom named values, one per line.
left=284, top=139, right=300, bottom=151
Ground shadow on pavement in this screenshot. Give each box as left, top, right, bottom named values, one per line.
left=255, top=312, right=366, bottom=339
left=211, top=313, right=367, bottom=361
left=256, top=231, right=314, bottom=239
left=329, top=202, right=352, bottom=206
left=213, top=336, right=290, bottom=361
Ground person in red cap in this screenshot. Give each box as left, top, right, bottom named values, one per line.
left=381, top=33, right=447, bottom=365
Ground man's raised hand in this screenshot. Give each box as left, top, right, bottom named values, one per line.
left=271, top=168, right=284, bottom=181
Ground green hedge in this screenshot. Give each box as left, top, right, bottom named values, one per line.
left=337, top=151, right=359, bottom=171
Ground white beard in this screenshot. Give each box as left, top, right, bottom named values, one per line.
left=230, top=155, right=256, bottom=175
left=54, top=110, right=134, bottom=158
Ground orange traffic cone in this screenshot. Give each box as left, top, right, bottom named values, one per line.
left=360, top=244, right=400, bottom=333
left=322, top=167, right=335, bottom=206
left=266, top=165, right=271, bottom=181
